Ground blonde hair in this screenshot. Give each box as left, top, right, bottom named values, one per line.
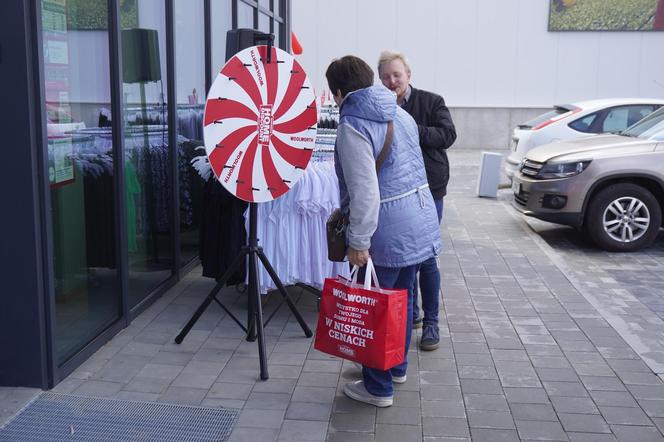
left=378, top=50, right=411, bottom=75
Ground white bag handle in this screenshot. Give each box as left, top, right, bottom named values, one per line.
left=349, top=257, right=381, bottom=290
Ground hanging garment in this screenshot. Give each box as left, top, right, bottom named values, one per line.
left=199, top=177, right=248, bottom=284
left=247, top=159, right=349, bottom=293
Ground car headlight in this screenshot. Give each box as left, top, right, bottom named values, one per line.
left=536, top=160, right=591, bottom=179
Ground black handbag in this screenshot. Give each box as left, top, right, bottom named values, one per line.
left=326, top=208, right=349, bottom=262
left=326, top=122, right=394, bottom=262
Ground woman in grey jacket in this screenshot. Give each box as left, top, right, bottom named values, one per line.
left=326, top=56, right=441, bottom=407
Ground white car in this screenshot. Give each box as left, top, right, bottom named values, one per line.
left=504, top=98, right=664, bottom=181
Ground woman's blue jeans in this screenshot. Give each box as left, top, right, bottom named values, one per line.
left=412, top=198, right=444, bottom=326
left=360, top=263, right=418, bottom=397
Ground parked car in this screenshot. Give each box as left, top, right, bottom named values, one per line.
left=511, top=106, right=664, bottom=252
left=504, top=98, right=664, bottom=181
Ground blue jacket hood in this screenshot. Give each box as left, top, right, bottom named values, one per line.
left=340, top=85, right=397, bottom=123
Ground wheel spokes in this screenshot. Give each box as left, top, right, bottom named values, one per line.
left=632, top=201, right=645, bottom=215
left=626, top=225, right=634, bottom=241
left=604, top=219, right=620, bottom=227
left=608, top=201, right=624, bottom=216
left=633, top=222, right=649, bottom=231
left=607, top=224, right=621, bottom=233
left=627, top=198, right=638, bottom=212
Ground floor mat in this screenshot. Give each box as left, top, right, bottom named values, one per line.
left=0, top=392, right=239, bottom=441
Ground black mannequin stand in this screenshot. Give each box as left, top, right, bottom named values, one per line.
left=174, top=203, right=313, bottom=380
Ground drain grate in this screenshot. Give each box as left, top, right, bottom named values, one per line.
left=0, top=392, right=239, bottom=441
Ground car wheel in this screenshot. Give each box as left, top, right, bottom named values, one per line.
left=586, top=183, right=662, bottom=252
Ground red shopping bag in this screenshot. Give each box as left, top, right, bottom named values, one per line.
left=314, top=259, right=408, bottom=370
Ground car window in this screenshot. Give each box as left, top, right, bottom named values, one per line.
left=568, top=113, right=598, bottom=133
left=635, top=121, right=664, bottom=140
left=622, top=106, right=664, bottom=139
left=602, top=106, right=655, bottom=133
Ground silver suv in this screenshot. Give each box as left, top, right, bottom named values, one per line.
left=512, top=107, right=664, bottom=252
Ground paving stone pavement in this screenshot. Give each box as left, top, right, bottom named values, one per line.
left=1, top=149, right=663, bottom=441
left=515, top=210, right=664, bottom=378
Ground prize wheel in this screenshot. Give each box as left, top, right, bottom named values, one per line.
left=204, top=45, right=318, bottom=203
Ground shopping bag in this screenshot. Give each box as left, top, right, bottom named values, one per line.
left=314, top=259, right=407, bottom=370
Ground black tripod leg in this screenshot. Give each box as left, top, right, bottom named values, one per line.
left=174, top=250, right=247, bottom=344
left=248, top=248, right=269, bottom=380
left=246, top=283, right=256, bottom=342
left=257, top=250, right=313, bottom=338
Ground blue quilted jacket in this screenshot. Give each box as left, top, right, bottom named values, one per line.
left=335, top=85, right=441, bottom=268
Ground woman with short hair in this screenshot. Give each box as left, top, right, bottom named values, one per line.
left=326, top=55, right=441, bottom=407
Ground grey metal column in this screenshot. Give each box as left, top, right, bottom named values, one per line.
left=166, top=0, right=180, bottom=275
left=0, top=0, right=52, bottom=388
left=108, top=0, right=130, bottom=325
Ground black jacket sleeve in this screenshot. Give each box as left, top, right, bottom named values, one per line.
left=417, top=95, right=457, bottom=151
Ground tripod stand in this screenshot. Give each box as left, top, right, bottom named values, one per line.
left=175, top=203, right=313, bottom=380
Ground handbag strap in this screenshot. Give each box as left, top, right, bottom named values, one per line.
left=375, top=121, right=394, bottom=172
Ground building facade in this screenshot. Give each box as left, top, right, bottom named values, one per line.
left=1, top=0, right=291, bottom=389
left=293, top=0, right=664, bottom=149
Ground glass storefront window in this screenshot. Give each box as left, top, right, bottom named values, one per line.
left=31, top=0, right=293, bottom=384
left=211, top=0, right=232, bottom=76
left=238, top=1, right=254, bottom=28
left=41, top=0, right=121, bottom=364
left=258, top=12, right=270, bottom=33
left=121, top=0, right=173, bottom=309
left=275, top=22, right=281, bottom=49
left=175, top=0, right=206, bottom=266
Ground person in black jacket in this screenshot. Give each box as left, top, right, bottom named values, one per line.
left=378, top=50, right=457, bottom=351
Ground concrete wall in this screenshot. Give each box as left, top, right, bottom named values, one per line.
left=450, top=107, right=548, bottom=149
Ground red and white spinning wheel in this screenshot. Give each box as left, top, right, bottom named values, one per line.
left=204, top=45, right=318, bottom=203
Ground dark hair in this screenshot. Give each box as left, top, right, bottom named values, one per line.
left=325, top=55, right=374, bottom=98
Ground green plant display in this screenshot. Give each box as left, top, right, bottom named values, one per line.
left=549, top=0, right=660, bottom=31
left=66, top=0, right=138, bottom=30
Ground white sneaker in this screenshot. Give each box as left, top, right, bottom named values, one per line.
left=343, top=380, right=393, bottom=407
left=392, top=374, right=407, bottom=384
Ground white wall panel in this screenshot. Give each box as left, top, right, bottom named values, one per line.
left=514, top=0, right=557, bottom=107
left=295, top=0, right=359, bottom=96
left=554, top=34, right=600, bottom=103
left=595, top=33, right=642, bottom=99
left=394, top=0, right=438, bottom=92
left=435, top=0, right=478, bottom=106
left=476, top=0, right=520, bottom=106
left=637, top=35, right=664, bottom=97
left=356, top=0, right=398, bottom=73
left=292, top=0, right=664, bottom=107
left=291, top=0, right=319, bottom=93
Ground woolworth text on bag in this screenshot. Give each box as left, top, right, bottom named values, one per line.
left=314, top=259, right=407, bottom=370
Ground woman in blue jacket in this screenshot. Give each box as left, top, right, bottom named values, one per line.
left=326, top=56, right=441, bottom=407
